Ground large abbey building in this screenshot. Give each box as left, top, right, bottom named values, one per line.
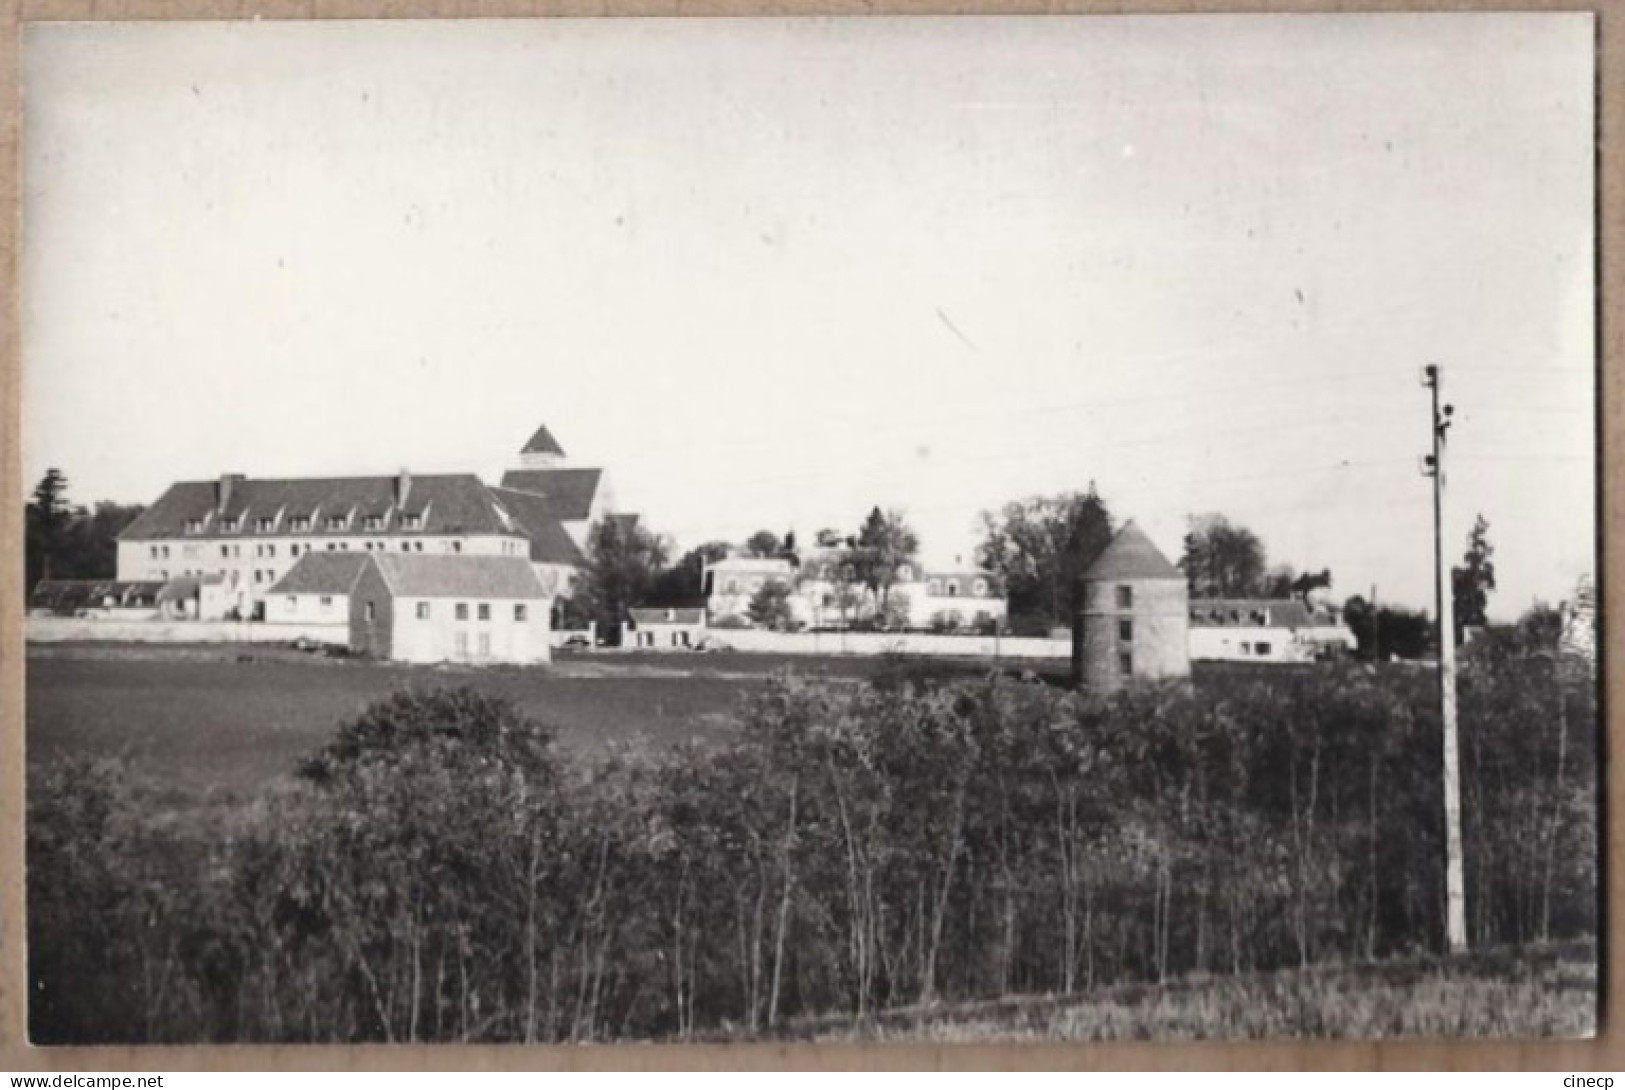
left=115, top=424, right=608, bottom=622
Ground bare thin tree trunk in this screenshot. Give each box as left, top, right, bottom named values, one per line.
left=1541, top=696, right=1570, bottom=942
left=768, top=774, right=799, bottom=1028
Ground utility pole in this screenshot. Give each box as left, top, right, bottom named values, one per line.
left=1421, top=363, right=1467, bottom=954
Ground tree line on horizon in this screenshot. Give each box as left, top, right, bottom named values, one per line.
left=24, top=467, right=1522, bottom=657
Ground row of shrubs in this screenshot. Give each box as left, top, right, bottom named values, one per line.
left=28, top=652, right=1596, bottom=1043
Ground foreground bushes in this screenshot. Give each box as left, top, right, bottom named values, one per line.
left=27, top=658, right=1597, bottom=1043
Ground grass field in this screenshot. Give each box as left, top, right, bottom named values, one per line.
left=790, top=942, right=1598, bottom=1041
left=25, top=643, right=1059, bottom=798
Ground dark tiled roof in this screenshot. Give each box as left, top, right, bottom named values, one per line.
left=1188, top=599, right=1337, bottom=629
left=521, top=424, right=567, bottom=457
left=118, top=474, right=514, bottom=541
left=490, top=488, right=589, bottom=567
left=29, top=580, right=165, bottom=610
left=267, top=553, right=371, bottom=597
left=1083, top=521, right=1182, bottom=582
left=630, top=607, right=706, bottom=626
left=371, top=554, right=548, bottom=600
left=497, top=468, right=603, bottom=521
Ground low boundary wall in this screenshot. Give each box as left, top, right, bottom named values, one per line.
left=702, top=629, right=1071, bottom=660
left=26, top=617, right=347, bottom=645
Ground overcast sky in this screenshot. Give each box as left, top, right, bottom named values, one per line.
left=23, top=15, right=1594, bottom=616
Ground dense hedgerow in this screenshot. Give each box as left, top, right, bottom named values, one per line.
left=27, top=659, right=1597, bottom=1043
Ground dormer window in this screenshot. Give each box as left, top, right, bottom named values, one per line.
left=220, top=518, right=239, bottom=533
left=364, top=515, right=385, bottom=531
left=326, top=515, right=348, bottom=531
left=256, top=517, right=274, bottom=533
left=290, top=517, right=311, bottom=532
left=401, top=513, right=422, bottom=531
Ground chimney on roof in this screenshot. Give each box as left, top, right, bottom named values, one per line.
left=217, top=473, right=245, bottom=512
left=396, top=468, right=412, bottom=507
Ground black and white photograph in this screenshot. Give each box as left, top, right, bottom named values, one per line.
left=19, top=13, right=1599, bottom=1046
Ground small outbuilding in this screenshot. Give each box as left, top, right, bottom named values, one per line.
left=1074, top=520, right=1191, bottom=691
left=265, top=553, right=370, bottom=634
left=624, top=607, right=708, bottom=650
left=348, top=553, right=553, bottom=664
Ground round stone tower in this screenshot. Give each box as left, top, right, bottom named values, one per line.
left=1074, top=520, right=1191, bottom=692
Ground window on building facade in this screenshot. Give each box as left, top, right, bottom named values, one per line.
left=162, top=546, right=171, bottom=559
left=456, top=603, right=469, bottom=621
left=185, top=519, right=203, bottom=535
left=1116, top=585, right=1133, bottom=609
left=477, top=633, right=491, bottom=658
left=267, top=545, right=275, bottom=558
left=320, top=596, right=332, bottom=608
left=928, top=580, right=942, bottom=596
left=478, top=603, right=490, bottom=621
left=947, top=581, right=959, bottom=597
left=973, top=579, right=987, bottom=596
left=1118, top=651, right=1133, bottom=676
left=1119, top=619, right=1133, bottom=642
left=365, top=601, right=376, bottom=621
left=514, top=604, right=527, bottom=622
left=220, top=545, right=230, bottom=558
left=286, top=596, right=296, bottom=611
left=451, top=541, right=463, bottom=554
left=416, top=602, right=430, bottom=620
left=1255, top=641, right=1272, bottom=655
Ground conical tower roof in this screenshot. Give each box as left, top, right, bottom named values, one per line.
left=1083, top=520, right=1182, bottom=582
left=520, top=424, right=566, bottom=457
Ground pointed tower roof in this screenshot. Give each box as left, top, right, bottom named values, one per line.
left=521, top=424, right=566, bottom=457
left=1083, top=520, right=1182, bottom=582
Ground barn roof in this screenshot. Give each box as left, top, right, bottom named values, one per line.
left=268, top=553, right=371, bottom=597
left=118, top=474, right=513, bottom=541
left=629, top=607, right=707, bottom=626
left=1082, top=520, right=1182, bottom=582
left=370, top=554, right=549, bottom=600
left=520, top=424, right=567, bottom=457
left=490, top=488, right=589, bottom=567
left=1188, top=599, right=1339, bottom=629
left=497, top=467, right=603, bottom=521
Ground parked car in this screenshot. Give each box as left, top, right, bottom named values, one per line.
left=561, top=634, right=592, bottom=649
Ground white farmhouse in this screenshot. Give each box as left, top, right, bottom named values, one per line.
left=1186, top=598, right=1356, bottom=663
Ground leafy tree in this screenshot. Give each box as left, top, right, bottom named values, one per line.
left=1452, top=514, right=1496, bottom=642
left=25, top=468, right=73, bottom=589
left=574, top=516, right=670, bottom=640
left=55, top=502, right=147, bottom=581
left=850, top=507, right=919, bottom=612
left=746, top=580, right=796, bottom=630
left=814, top=528, right=847, bottom=549
left=976, top=487, right=1113, bottom=633
left=1343, top=595, right=1434, bottom=660
left=1181, top=513, right=1268, bottom=599
left=745, top=531, right=783, bottom=559
left=647, top=540, right=731, bottom=607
